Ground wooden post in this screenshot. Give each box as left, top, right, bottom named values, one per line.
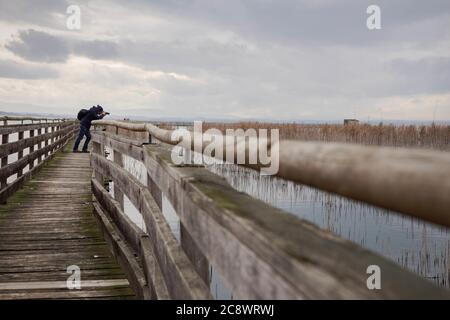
left=44, top=126, right=49, bottom=158
left=51, top=124, right=55, bottom=153
left=1, top=119, right=9, bottom=190
left=180, top=224, right=210, bottom=284
left=29, top=128, right=35, bottom=170
left=92, top=141, right=105, bottom=184
left=17, top=131, right=24, bottom=177
left=147, top=173, right=162, bottom=210
left=113, top=150, right=125, bottom=210
left=37, top=126, right=42, bottom=163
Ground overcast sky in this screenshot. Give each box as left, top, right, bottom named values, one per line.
left=0, top=0, right=449, bottom=121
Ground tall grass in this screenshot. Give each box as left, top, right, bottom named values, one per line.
left=202, top=122, right=450, bottom=151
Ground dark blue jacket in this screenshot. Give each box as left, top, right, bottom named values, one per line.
left=80, top=106, right=105, bottom=129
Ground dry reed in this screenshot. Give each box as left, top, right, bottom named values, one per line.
left=202, top=122, right=450, bottom=151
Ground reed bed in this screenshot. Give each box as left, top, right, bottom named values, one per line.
left=202, top=122, right=450, bottom=151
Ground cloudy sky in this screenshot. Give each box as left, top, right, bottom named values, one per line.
left=0, top=0, right=449, bottom=121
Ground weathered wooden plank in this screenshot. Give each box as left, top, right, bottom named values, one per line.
left=139, top=235, right=170, bottom=300
left=0, top=125, right=74, bottom=158
left=0, top=131, right=75, bottom=203
left=0, top=143, right=135, bottom=300
left=0, top=287, right=134, bottom=300
left=0, top=279, right=129, bottom=290
left=91, top=178, right=170, bottom=299
left=180, top=224, right=210, bottom=285
left=0, top=268, right=127, bottom=282
left=113, top=149, right=125, bottom=210
left=0, top=121, right=72, bottom=136
left=1, top=131, right=8, bottom=190
left=0, top=116, right=68, bottom=122
left=0, top=126, right=75, bottom=179
left=92, top=201, right=150, bottom=299
left=17, top=131, right=24, bottom=177
left=90, top=153, right=212, bottom=300
left=91, top=131, right=144, bottom=161
left=92, top=141, right=105, bottom=183
left=91, top=179, right=143, bottom=252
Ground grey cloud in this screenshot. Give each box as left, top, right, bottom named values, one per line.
left=73, top=40, right=119, bottom=60
left=0, top=1, right=449, bottom=120
left=0, top=0, right=70, bottom=29
left=119, top=0, right=450, bottom=47
left=5, top=29, right=119, bottom=63
left=5, top=29, right=70, bottom=63
left=0, top=59, right=58, bottom=79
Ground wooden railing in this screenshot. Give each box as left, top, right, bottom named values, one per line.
left=90, top=120, right=450, bottom=299
left=0, top=117, right=78, bottom=203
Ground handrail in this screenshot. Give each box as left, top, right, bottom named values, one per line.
left=92, top=120, right=450, bottom=229
left=0, top=119, right=78, bottom=203
left=0, top=116, right=69, bottom=122
left=90, top=128, right=450, bottom=299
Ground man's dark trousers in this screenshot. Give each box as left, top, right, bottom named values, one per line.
left=73, top=125, right=91, bottom=151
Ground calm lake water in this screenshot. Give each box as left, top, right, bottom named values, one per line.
left=106, top=146, right=450, bottom=299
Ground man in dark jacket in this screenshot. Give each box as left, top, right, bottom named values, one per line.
left=73, top=105, right=109, bottom=152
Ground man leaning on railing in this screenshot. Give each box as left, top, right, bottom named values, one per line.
left=73, top=105, right=109, bottom=153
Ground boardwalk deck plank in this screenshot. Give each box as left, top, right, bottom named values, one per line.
left=0, top=147, right=135, bottom=300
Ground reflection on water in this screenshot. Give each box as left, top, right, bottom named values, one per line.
left=207, top=163, right=450, bottom=288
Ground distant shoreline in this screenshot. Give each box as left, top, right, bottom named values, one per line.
left=1, top=110, right=449, bottom=125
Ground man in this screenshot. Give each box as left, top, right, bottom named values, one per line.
left=73, top=105, right=109, bottom=153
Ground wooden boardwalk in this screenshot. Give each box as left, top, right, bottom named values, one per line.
left=0, top=117, right=449, bottom=299
left=0, top=148, right=134, bottom=299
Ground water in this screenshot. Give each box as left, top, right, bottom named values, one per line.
left=207, top=163, right=450, bottom=288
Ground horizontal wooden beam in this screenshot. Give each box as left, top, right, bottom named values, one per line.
left=0, top=124, right=75, bottom=158
left=91, top=131, right=144, bottom=161
left=0, top=125, right=76, bottom=181
left=90, top=153, right=212, bottom=300
left=0, top=129, right=74, bottom=203
left=92, top=201, right=150, bottom=299
left=0, top=121, right=74, bottom=135
left=0, top=116, right=69, bottom=122
left=91, top=179, right=170, bottom=300
left=91, top=178, right=145, bottom=253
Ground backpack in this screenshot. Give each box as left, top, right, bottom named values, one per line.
left=77, top=109, right=89, bottom=121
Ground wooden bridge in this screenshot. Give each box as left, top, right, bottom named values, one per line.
left=0, top=116, right=449, bottom=299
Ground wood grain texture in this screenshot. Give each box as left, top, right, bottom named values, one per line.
left=0, top=144, right=135, bottom=300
